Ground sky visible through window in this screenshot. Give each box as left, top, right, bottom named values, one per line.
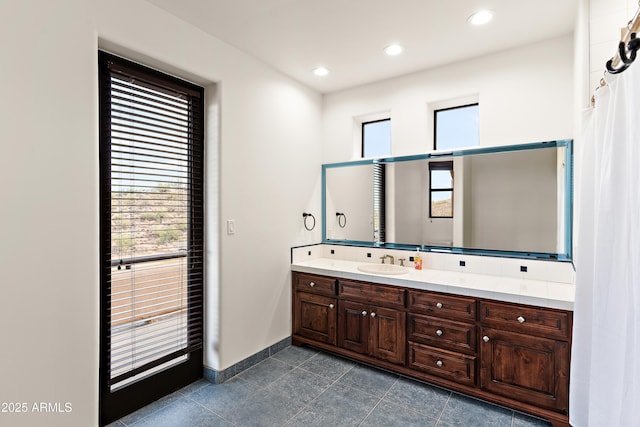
left=435, top=104, right=479, bottom=150
left=363, top=119, right=391, bottom=157
left=431, top=169, right=452, bottom=191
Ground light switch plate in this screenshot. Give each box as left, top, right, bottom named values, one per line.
left=227, top=219, right=236, bottom=235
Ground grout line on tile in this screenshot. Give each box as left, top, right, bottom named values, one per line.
left=187, top=395, right=238, bottom=426
left=281, top=351, right=358, bottom=426
left=357, top=375, right=401, bottom=425
left=358, top=397, right=384, bottom=426
left=434, top=392, right=452, bottom=426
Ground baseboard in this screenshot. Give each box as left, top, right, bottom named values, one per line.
left=202, top=336, right=292, bottom=384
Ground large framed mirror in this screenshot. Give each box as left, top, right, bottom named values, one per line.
left=322, top=140, right=573, bottom=260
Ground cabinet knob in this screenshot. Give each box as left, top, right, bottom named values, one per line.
left=361, top=311, right=368, bottom=316
left=436, top=302, right=443, bottom=309
left=436, top=360, right=443, bottom=367
left=483, top=335, right=490, bottom=342
left=329, top=304, right=334, bottom=309
left=436, top=329, right=443, bottom=336
left=309, top=282, right=315, bottom=287
left=370, top=312, right=376, bottom=318
left=517, top=316, right=526, bottom=323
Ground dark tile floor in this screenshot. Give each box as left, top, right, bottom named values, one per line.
left=108, top=346, right=552, bottom=427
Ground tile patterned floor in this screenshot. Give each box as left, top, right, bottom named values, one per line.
left=108, top=346, right=552, bottom=427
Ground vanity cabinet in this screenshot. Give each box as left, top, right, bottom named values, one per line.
left=291, top=271, right=572, bottom=427
left=479, top=301, right=571, bottom=414
left=337, top=279, right=406, bottom=365
left=407, top=290, right=478, bottom=386
left=337, top=300, right=406, bottom=365
left=293, top=273, right=337, bottom=345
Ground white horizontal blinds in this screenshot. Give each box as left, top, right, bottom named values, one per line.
left=103, top=57, right=204, bottom=388
left=373, top=164, right=385, bottom=243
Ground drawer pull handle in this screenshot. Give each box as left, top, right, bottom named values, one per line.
left=483, top=335, right=490, bottom=342
left=517, top=316, right=526, bottom=323
left=436, top=329, right=443, bottom=336
left=362, top=311, right=368, bottom=316
left=309, top=282, right=315, bottom=287
left=436, top=302, right=443, bottom=309
left=436, top=360, right=443, bottom=367
left=370, top=312, right=376, bottom=318
left=329, top=304, right=334, bottom=309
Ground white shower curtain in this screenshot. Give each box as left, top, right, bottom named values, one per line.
left=570, top=62, right=640, bottom=426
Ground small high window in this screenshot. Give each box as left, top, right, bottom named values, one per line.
left=429, top=161, right=453, bottom=218
left=434, top=104, right=479, bottom=150
left=362, top=118, right=391, bottom=157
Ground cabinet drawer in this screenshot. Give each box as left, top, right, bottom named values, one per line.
left=408, top=290, right=477, bottom=322
left=479, top=301, right=570, bottom=340
left=294, top=273, right=337, bottom=296
left=407, top=342, right=476, bottom=386
left=338, top=279, right=405, bottom=308
left=408, top=314, right=476, bottom=353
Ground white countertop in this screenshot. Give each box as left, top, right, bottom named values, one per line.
left=291, top=258, right=575, bottom=311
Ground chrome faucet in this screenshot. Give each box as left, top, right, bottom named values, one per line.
left=380, top=254, right=395, bottom=264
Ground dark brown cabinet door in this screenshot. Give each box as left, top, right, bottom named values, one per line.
left=294, top=292, right=337, bottom=345
left=480, top=327, right=569, bottom=414
left=337, top=300, right=370, bottom=354
left=370, top=306, right=406, bottom=365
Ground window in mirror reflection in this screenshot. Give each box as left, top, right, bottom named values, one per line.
left=434, top=104, right=479, bottom=150
left=363, top=119, right=390, bottom=242
left=429, top=161, right=453, bottom=218
left=362, top=118, right=391, bottom=157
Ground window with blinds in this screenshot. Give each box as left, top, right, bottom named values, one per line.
left=362, top=119, right=390, bottom=243
left=99, top=50, right=204, bottom=414
left=373, top=164, right=386, bottom=243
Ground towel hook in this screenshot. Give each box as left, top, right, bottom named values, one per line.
left=336, top=212, right=347, bottom=228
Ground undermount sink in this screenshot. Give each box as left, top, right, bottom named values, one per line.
left=357, top=263, right=408, bottom=275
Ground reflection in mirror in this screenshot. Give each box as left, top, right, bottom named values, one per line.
left=324, top=163, right=374, bottom=242
left=387, top=148, right=561, bottom=253
left=322, top=140, right=573, bottom=260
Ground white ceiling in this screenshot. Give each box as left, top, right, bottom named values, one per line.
left=146, top=0, right=578, bottom=93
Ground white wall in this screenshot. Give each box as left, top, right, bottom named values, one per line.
left=0, top=1, right=322, bottom=426
left=322, top=35, right=575, bottom=163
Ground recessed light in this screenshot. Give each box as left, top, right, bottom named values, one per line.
left=312, top=66, right=329, bottom=77
left=468, top=10, right=494, bottom=26
left=384, top=44, right=403, bottom=56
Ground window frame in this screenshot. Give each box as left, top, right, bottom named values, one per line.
left=429, top=161, right=454, bottom=219
left=433, top=103, right=479, bottom=151
left=98, top=51, right=205, bottom=425
left=361, top=118, right=391, bottom=158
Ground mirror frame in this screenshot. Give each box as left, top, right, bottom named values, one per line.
left=322, top=139, right=573, bottom=261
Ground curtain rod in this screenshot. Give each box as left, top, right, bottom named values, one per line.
left=592, top=1, right=640, bottom=105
